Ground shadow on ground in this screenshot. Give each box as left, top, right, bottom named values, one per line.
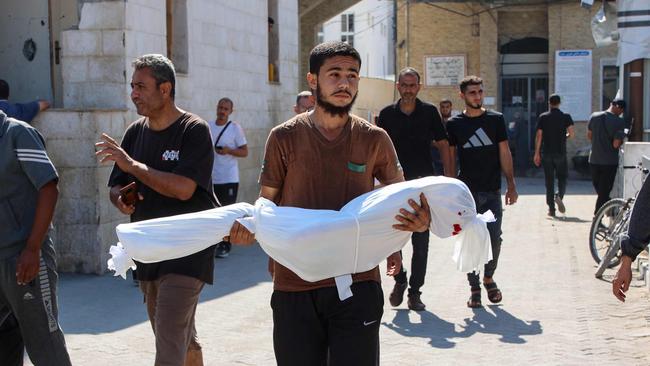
left=384, top=305, right=542, bottom=348
left=58, top=245, right=270, bottom=334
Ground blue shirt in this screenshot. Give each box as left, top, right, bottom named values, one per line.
left=0, top=99, right=40, bottom=123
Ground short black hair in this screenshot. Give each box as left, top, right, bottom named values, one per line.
left=0, top=79, right=9, bottom=99
left=218, top=97, right=233, bottom=109
left=612, top=98, right=626, bottom=109
left=549, top=94, right=561, bottom=105
left=309, top=41, right=361, bottom=75
left=459, top=75, right=483, bottom=93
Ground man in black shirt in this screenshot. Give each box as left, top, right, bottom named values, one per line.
left=446, top=75, right=518, bottom=308
left=96, top=54, right=217, bottom=366
left=378, top=67, right=450, bottom=311
left=533, top=94, right=575, bottom=217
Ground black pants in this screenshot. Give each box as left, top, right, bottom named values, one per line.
left=394, top=231, right=429, bottom=295
left=542, top=153, right=568, bottom=212
left=467, top=191, right=503, bottom=288
left=590, top=164, right=618, bottom=215
left=272, top=281, right=383, bottom=366
left=0, top=312, right=23, bottom=366
left=213, top=183, right=239, bottom=250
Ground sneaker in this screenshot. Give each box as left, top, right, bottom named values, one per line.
left=554, top=194, right=566, bottom=213
left=547, top=209, right=556, bottom=217
left=407, top=293, right=426, bottom=311
left=215, top=243, right=230, bottom=258
left=389, top=282, right=407, bottom=307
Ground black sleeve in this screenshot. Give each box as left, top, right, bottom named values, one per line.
left=565, top=113, right=574, bottom=127
left=430, top=106, right=448, bottom=141
left=621, top=178, right=650, bottom=261
left=446, top=121, right=458, bottom=146
left=535, top=114, right=544, bottom=131
left=173, top=121, right=215, bottom=192
left=495, top=114, right=508, bottom=143
left=108, top=124, right=135, bottom=188
left=376, top=109, right=387, bottom=130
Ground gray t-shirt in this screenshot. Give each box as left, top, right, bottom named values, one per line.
left=0, top=112, right=58, bottom=259
left=588, top=111, right=625, bottom=165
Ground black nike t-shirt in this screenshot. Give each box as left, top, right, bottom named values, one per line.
left=108, top=112, right=218, bottom=284
left=446, top=110, right=508, bottom=192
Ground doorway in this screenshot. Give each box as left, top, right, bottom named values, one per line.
left=48, top=0, right=79, bottom=108
left=501, top=75, right=548, bottom=174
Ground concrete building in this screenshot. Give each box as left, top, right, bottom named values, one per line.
left=0, top=0, right=302, bottom=273
left=393, top=0, right=640, bottom=174
left=318, top=0, right=395, bottom=80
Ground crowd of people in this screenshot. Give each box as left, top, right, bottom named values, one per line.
left=0, top=39, right=646, bottom=366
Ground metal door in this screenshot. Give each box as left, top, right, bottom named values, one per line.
left=501, top=75, right=548, bottom=174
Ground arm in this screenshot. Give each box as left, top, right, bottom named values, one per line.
left=498, top=141, right=518, bottom=205
left=449, top=146, right=457, bottom=177
left=218, top=144, right=248, bottom=158
left=613, top=139, right=623, bottom=149
left=567, top=125, right=575, bottom=139
left=97, top=133, right=197, bottom=201
left=434, top=139, right=453, bottom=177
left=533, top=129, right=543, bottom=167
left=16, top=180, right=58, bottom=285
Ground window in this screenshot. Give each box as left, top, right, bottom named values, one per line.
left=268, top=0, right=280, bottom=83
left=166, top=0, right=188, bottom=73
left=601, top=60, right=618, bottom=110
left=340, top=13, right=354, bottom=47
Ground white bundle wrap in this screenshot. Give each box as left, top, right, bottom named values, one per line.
left=108, top=203, right=254, bottom=278
left=109, top=177, right=495, bottom=297
left=243, top=176, right=494, bottom=284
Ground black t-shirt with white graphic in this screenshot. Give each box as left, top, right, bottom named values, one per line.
left=108, top=112, right=218, bottom=284
left=446, top=110, right=508, bottom=192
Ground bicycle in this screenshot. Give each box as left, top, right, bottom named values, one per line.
left=590, top=164, right=648, bottom=278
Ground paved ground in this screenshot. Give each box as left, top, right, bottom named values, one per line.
left=26, top=177, right=650, bottom=365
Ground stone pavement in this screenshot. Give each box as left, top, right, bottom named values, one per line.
left=26, top=177, right=650, bottom=365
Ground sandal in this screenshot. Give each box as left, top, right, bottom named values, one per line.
left=484, top=281, right=502, bottom=304
left=467, top=286, right=482, bottom=308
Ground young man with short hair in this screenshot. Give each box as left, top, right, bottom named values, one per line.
left=533, top=94, right=575, bottom=217
left=293, top=90, right=315, bottom=114
left=446, top=75, right=518, bottom=308
left=229, top=41, right=431, bottom=365
left=209, top=97, right=248, bottom=258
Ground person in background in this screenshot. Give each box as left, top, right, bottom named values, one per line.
left=293, top=90, right=315, bottom=114
left=0, top=79, right=50, bottom=123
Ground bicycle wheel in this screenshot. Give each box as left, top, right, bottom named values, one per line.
left=589, top=198, right=626, bottom=267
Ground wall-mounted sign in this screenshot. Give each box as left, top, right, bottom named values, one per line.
left=555, top=50, right=592, bottom=121
left=424, top=55, right=466, bottom=87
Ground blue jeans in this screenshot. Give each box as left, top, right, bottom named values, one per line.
left=467, top=191, right=503, bottom=288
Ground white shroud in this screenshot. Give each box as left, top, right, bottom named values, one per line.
left=109, top=177, right=494, bottom=298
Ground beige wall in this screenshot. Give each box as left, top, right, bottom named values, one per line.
left=397, top=1, right=619, bottom=161
left=352, top=77, right=396, bottom=123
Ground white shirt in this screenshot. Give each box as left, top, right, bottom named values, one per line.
left=208, top=120, right=247, bottom=184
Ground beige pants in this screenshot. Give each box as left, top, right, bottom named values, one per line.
left=140, top=274, right=204, bottom=366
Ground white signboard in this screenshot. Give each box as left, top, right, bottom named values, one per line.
left=555, top=50, right=592, bottom=121
left=424, top=55, right=465, bottom=87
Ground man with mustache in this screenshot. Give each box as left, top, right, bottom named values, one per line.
left=228, top=41, right=431, bottom=365
left=446, top=75, right=518, bottom=308
left=377, top=67, right=451, bottom=312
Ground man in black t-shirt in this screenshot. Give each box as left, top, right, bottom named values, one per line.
left=96, top=54, right=217, bottom=366
left=446, top=75, right=518, bottom=308
left=533, top=94, right=574, bottom=217
left=378, top=67, right=450, bottom=311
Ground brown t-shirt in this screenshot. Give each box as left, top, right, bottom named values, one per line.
left=259, top=114, right=404, bottom=292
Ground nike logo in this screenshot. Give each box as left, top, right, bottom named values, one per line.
left=363, top=320, right=378, bottom=326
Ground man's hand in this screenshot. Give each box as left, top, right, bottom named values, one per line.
left=393, top=193, right=431, bottom=232
left=116, top=192, right=143, bottom=215
left=533, top=153, right=541, bottom=167
left=386, top=251, right=402, bottom=276
left=227, top=221, right=256, bottom=246
left=216, top=146, right=231, bottom=155
left=95, top=133, right=135, bottom=172
left=38, top=100, right=50, bottom=112
left=505, top=186, right=518, bottom=205
left=613, top=256, right=633, bottom=302
left=16, top=247, right=40, bottom=285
